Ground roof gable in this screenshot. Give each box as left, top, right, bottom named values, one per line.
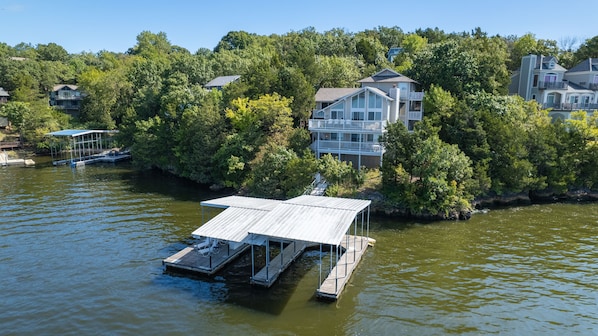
left=358, top=68, right=418, bottom=84
left=52, top=84, right=78, bottom=92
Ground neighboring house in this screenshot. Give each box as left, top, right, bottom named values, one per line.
left=204, top=75, right=241, bottom=90
left=0, top=87, right=9, bottom=104
left=49, top=84, right=83, bottom=115
left=309, top=68, right=424, bottom=168
left=510, top=55, right=598, bottom=121
left=387, top=47, right=403, bottom=63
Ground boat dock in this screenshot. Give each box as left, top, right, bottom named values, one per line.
left=163, top=195, right=373, bottom=301
left=250, top=240, right=310, bottom=287
left=317, top=235, right=372, bottom=300
left=47, top=129, right=131, bottom=167
left=163, top=242, right=249, bottom=275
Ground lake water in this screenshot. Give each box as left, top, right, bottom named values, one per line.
left=0, top=161, right=596, bottom=335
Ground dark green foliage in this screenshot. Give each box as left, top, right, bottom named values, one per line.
left=3, top=28, right=598, bottom=215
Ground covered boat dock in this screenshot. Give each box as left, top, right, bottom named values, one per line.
left=163, top=194, right=373, bottom=300
left=47, top=129, right=131, bottom=167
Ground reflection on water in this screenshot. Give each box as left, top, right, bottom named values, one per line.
left=0, top=163, right=596, bottom=335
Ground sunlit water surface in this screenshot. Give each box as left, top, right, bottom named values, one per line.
left=0, top=162, right=596, bottom=335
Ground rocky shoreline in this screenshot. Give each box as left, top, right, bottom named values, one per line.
left=361, top=188, right=598, bottom=221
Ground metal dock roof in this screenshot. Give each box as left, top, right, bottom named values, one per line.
left=193, top=195, right=370, bottom=246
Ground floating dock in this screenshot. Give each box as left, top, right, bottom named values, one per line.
left=163, top=242, right=249, bottom=275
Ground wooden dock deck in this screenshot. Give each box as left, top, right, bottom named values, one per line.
left=251, top=240, right=309, bottom=287
left=163, top=242, right=249, bottom=275
left=316, top=235, right=371, bottom=300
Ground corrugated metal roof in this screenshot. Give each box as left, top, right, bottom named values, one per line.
left=200, top=195, right=282, bottom=210
left=286, top=195, right=371, bottom=211
left=191, top=207, right=270, bottom=242
left=249, top=204, right=360, bottom=245
left=193, top=195, right=370, bottom=246
left=47, top=129, right=118, bottom=137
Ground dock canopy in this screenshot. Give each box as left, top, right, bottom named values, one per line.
left=193, top=195, right=370, bottom=247
left=249, top=195, right=371, bottom=245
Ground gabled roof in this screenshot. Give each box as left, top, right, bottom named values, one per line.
left=52, top=84, right=78, bottom=92
left=568, top=58, right=598, bottom=73
left=0, top=87, right=9, bottom=97
left=204, top=75, right=241, bottom=88
left=315, top=88, right=360, bottom=102
left=358, top=68, right=418, bottom=84
left=316, top=86, right=393, bottom=108
left=534, top=55, right=567, bottom=72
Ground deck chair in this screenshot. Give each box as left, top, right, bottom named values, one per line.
left=194, top=238, right=210, bottom=250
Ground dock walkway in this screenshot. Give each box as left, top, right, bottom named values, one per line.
left=317, top=235, right=371, bottom=300
left=163, top=242, right=249, bottom=275
left=251, top=240, right=309, bottom=287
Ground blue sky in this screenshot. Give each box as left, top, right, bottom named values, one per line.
left=1, top=0, right=597, bottom=54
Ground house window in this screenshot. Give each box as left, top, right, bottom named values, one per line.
left=364, top=134, right=374, bottom=142
left=368, top=92, right=382, bottom=109
left=352, top=111, right=365, bottom=120
left=351, top=134, right=361, bottom=142
left=351, top=93, right=365, bottom=108
left=544, top=74, right=557, bottom=83
left=367, top=92, right=382, bottom=120
left=569, top=96, right=579, bottom=104
left=330, top=133, right=338, bottom=141
left=330, top=101, right=344, bottom=119
left=593, top=75, right=598, bottom=83
left=533, top=75, right=538, bottom=87
left=368, top=111, right=382, bottom=120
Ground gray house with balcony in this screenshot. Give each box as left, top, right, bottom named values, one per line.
left=49, top=84, right=83, bottom=116
left=509, top=55, right=598, bottom=120
left=309, top=68, right=424, bottom=168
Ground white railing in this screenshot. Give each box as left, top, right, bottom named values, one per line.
left=311, top=140, right=384, bottom=153
left=408, top=111, right=423, bottom=120
left=308, top=119, right=387, bottom=131
left=409, top=92, right=424, bottom=100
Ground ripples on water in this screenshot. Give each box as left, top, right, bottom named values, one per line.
left=0, top=164, right=596, bottom=335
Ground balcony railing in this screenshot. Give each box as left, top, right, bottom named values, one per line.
left=538, top=81, right=567, bottom=90
left=409, top=92, right=424, bottom=100
left=308, top=119, right=387, bottom=131
left=542, top=103, right=598, bottom=111
left=311, top=140, right=384, bottom=154
left=408, top=111, right=423, bottom=120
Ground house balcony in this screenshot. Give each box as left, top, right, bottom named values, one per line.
left=538, top=81, right=567, bottom=90
left=543, top=103, right=598, bottom=111
left=308, top=119, right=387, bottom=132
left=311, top=140, right=384, bottom=155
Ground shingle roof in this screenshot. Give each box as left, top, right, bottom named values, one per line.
left=315, top=88, right=360, bottom=102
left=358, top=68, right=418, bottom=84
left=52, top=84, right=78, bottom=92
left=204, top=75, right=241, bottom=88
left=568, top=58, right=598, bottom=73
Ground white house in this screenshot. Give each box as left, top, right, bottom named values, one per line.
left=509, top=55, right=598, bottom=120
left=308, top=68, right=424, bottom=168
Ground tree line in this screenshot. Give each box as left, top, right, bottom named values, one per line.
left=1, top=27, right=597, bottom=218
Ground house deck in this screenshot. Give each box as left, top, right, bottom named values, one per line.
left=317, top=235, right=371, bottom=300
left=250, top=241, right=310, bottom=287
left=163, top=242, right=249, bottom=275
